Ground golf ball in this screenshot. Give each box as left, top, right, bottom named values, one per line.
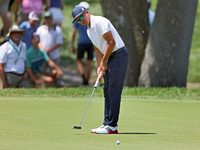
left=116, top=140, right=120, bottom=145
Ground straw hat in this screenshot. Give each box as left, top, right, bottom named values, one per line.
left=6, top=25, right=25, bottom=37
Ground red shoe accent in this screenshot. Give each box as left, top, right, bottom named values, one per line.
left=108, top=130, right=118, bottom=134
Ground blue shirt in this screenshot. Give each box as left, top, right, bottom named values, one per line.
left=148, top=9, right=155, bottom=26
left=51, top=0, right=61, bottom=8
left=73, top=22, right=92, bottom=44
left=20, top=21, right=39, bottom=49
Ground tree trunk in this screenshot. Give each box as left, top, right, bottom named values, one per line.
left=100, top=0, right=149, bottom=86
left=139, top=0, right=198, bottom=87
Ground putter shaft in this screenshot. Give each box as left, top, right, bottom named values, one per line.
left=79, top=87, right=96, bottom=127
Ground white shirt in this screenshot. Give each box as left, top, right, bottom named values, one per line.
left=36, top=25, right=63, bottom=60
left=0, top=39, right=27, bottom=74
left=87, top=15, right=125, bottom=54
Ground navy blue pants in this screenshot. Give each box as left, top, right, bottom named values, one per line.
left=103, top=47, right=129, bottom=127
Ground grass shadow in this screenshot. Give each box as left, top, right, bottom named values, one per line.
left=118, top=132, right=157, bottom=135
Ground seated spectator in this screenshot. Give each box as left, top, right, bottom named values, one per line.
left=0, top=25, right=30, bottom=88
left=45, top=0, right=65, bottom=27
left=20, top=11, right=40, bottom=49
left=36, top=11, right=63, bottom=65
left=26, top=33, right=64, bottom=87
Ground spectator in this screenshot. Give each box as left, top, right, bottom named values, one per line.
left=26, top=33, right=64, bottom=87
left=20, top=11, right=40, bottom=49
left=36, top=11, right=63, bottom=65
left=0, top=0, right=11, bottom=35
left=72, top=1, right=94, bottom=85
left=0, top=25, right=30, bottom=88
left=45, top=0, right=65, bottom=27
left=147, top=0, right=155, bottom=26
left=15, top=0, right=45, bottom=25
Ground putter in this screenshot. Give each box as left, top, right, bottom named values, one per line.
left=73, top=72, right=102, bottom=129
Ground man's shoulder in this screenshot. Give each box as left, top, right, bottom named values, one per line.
left=27, top=47, right=34, bottom=55
left=54, top=25, right=62, bottom=32
left=37, top=25, right=46, bottom=31
left=20, top=21, right=30, bottom=28
left=0, top=41, right=10, bottom=51
left=91, top=15, right=110, bottom=27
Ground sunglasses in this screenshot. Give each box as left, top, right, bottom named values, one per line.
left=33, top=37, right=40, bottom=42
left=76, top=13, right=85, bottom=23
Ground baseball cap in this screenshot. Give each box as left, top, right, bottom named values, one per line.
left=44, top=11, right=53, bottom=18
left=79, top=1, right=90, bottom=10
left=72, top=6, right=86, bottom=23
left=28, top=11, right=39, bottom=21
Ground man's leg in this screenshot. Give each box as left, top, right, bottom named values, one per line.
left=86, top=60, right=92, bottom=84
left=106, top=50, right=129, bottom=127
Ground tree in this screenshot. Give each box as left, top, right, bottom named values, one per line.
left=100, top=0, right=198, bottom=87
left=139, top=0, right=198, bottom=87
left=100, top=0, right=149, bottom=86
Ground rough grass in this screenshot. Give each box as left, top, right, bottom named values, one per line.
left=0, top=87, right=199, bottom=100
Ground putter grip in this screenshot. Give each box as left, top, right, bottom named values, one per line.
left=94, top=72, right=102, bottom=88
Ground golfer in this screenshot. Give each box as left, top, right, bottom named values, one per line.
left=72, top=6, right=129, bottom=134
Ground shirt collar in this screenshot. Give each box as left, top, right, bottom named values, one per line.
left=9, top=39, right=22, bottom=49
left=89, top=15, right=94, bottom=29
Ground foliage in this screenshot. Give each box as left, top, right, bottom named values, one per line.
left=60, top=0, right=200, bottom=83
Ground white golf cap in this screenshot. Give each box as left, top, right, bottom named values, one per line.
left=79, top=1, right=90, bottom=10
left=28, top=11, right=39, bottom=21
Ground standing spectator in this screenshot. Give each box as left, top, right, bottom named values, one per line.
left=15, top=0, right=45, bottom=25
left=26, top=33, right=64, bottom=86
left=0, top=25, right=30, bottom=88
left=72, top=1, right=94, bottom=85
left=36, top=11, right=63, bottom=65
left=72, top=6, right=129, bottom=134
left=20, top=11, right=39, bottom=49
left=0, top=0, right=11, bottom=35
left=45, top=0, right=65, bottom=27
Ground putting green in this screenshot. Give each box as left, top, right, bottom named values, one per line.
left=0, top=97, right=199, bottom=150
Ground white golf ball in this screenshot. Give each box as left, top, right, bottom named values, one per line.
left=116, top=140, right=120, bottom=145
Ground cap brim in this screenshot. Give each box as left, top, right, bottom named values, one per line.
left=72, top=12, right=83, bottom=23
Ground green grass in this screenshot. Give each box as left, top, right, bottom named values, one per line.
left=0, top=87, right=200, bottom=100
left=0, top=88, right=200, bottom=150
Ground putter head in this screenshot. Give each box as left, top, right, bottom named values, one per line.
left=73, top=126, right=82, bottom=129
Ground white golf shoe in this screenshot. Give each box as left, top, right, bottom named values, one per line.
left=91, top=125, right=105, bottom=133
left=92, top=125, right=118, bottom=134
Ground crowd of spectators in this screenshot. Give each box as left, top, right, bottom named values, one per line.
left=0, top=0, right=155, bottom=89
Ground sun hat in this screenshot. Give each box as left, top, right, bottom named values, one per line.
left=79, top=1, right=90, bottom=10
left=72, top=6, right=86, bottom=23
left=6, top=25, right=25, bottom=37
left=44, top=11, right=53, bottom=18
left=28, top=11, right=39, bottom=21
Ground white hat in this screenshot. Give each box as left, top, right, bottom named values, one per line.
left=28, top=11, right=39, bottom=21
left=79, top=1, right=90, bottom=10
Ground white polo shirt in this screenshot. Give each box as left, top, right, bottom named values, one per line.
left=36, top=25, right=63, bottom=60
left=87, top=15, right=125, bottom=54
left=0, top=39, right=26, bottom=74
